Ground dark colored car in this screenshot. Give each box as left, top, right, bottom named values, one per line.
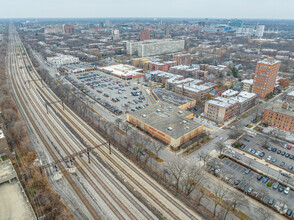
left=277, top=150, right=281, bottom=154
left=273, top=182, right=280, bottom=189
left=285, top=153, right=290, bottom=158
left=259, top=152, right=265, bottom=157
left=286, top=209, right=293, bottom=216
left=290, top=155, right=294, bottom=159
left=272, top=148, right=277, bottom=152
left=257, top=175, right=263, bottom=181
left=234, top=180, right=241, bottom=185
left=281, top=151, right=286, bottom=156
left=278, top=186, right=284, bottom=192
left=268, top=198, right=275, bottom=205
left=288, top=165, right=293, bottom=171
left=280, top=162, right=285, bottom=167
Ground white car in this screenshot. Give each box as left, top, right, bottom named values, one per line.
left=284, top=187, right=290, bottom=194
left=267, top=155, right=272, bottom=161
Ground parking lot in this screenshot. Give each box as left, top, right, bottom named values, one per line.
left=213, top=157, right=294, bottom=217
left=237, top=135, right=294, bottom=174
left=65, top=71, right=149, bottom=116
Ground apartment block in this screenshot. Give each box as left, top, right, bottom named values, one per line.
left=140, top=30, right=150, bottom=41
left=263, top=101, right=294, bottom=132
left=126, top=39, right=185, bottom=57
left=252, top=58, right=281, bottom=99
left=286, top=91, right=294, bottom=103
left=241, top=79, right=254, bottom=92
left=148, top=61, right=177, bottom=72
left=173, top=53, right=191, bottom=66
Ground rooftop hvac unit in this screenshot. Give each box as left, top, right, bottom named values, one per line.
left=178, top=111, right=183, bottom=114
left=167, top=127, right=173, bottom=131
left=156, top=109, right=161, bottom=113
left=142, top=114, right=147, bottom=118
left=182, top=120, right=187, bottom=124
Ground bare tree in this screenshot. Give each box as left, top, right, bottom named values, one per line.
left=167, top=158, right=187, bottom=192
left=182, top=165, right=204, bottom=196
left=123, top=123, right=132, bottom=136
left=215, top=141, right=226, bottom=155
left=213, top=185, right=229, bottom=216
left=150, top=141, right=163, bottom=158
left=223, top=191, right=249, bottom=220
left=198, top=151, right=212, bottom=166
left=115, top=118, right=122, bottom=130
left=255, top=207, right=272, bottom=220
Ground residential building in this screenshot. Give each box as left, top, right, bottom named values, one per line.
left=204, top=97, right=239, bottom=123
left=126, top=39, right=185, bottom=57
left=127, top=102, right=204, bottom=149
left=241, top=79, right=254, bottom=92
left=286, top=91, right=294, bottom=103
left=252, top=58, right=281, bottom=99
left=173, top=53, right=191, bottom=66
left=148, top=61, right=177, bottom=72
left=278, top=77, right=290, bottom=88
left=140, top=30, right=150, bottom=41
left=263, top=101, right=294, bottom=132
left=63, top=24, right=75, bottom=34
left=221, top=89, right=239, bottom=98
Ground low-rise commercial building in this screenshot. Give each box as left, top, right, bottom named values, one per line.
left=101, top=64, right=144, bottom=80
left=263, top=101, right=294, bottom=132
left=47, top=55, right=79, bottom=67
left=127, top=102, right=204, bottom=148
left=62, top=63, right=96, bottom=74
left=175, top=82, right=216, bottom=101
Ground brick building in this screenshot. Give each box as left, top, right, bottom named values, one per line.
left=286, top=91, right=294, bottom=103
left=148, top=61, right=177, bottom=72
left=263, top=101, right=294, bottom=132
left=173, top=53, right=191, bottom=66
left=140, top=30, right=150, bottom=41
left=252, top=58, right=281, bottom=99
left=278, top=77, right=290, bottom=88
left=63, top=24, right=75, bottom=34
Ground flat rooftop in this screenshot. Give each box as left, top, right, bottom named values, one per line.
left=265, top=101, right=294, bottom=117
left=128, top=102, right=202, bottom=139
left=288, top=91, right=294, bottom=96
left=241, top=79, right=254, bottom=84
left=63, top=63, right=95, bottom=70
left=102, top=64, right=143, bottom=77
left=258, top=58, right=281, bottom=65
left=153, top=87, right=195, bottom=107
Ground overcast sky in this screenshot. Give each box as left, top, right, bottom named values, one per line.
left=0, top=0, right=293, bottom=19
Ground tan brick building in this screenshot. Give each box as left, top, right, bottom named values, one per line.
left=263, top=101, right=294, bottom=132
left=252, top=58, right=281, bottom=99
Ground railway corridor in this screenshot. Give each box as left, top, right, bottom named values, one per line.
left=7, top=26, right=203, bottom=220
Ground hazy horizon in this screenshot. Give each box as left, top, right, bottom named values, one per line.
left=0, top=0, right=293, bottom=20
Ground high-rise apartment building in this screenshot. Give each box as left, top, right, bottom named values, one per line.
left=140, top=30, right=150, bottom=41
left=63, top=24, right=75, bottom=34
left=252, top=58, right=281, bottom=99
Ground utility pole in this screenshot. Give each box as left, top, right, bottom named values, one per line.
left=87, top=152, right=90, bottom=164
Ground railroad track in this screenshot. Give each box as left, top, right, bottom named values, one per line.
left=7, top=31, right=100, bottom=220
left=11, top=31, right=156, bottom=220
left=16, top=36, right=201, bottom=219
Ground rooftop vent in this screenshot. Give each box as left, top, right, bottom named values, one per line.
left=156, top=109, right=161, bottom=113
left=167, top=127, right=173, bottom=131
left=185, top=127, right=190, bottom=130
left=142, top=114, right=147, bottom=118
left=178, top=111, right=183, bottom=114
left=182, top=120, right=187, bottom=124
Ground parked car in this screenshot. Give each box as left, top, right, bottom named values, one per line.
left=285, top=153, right=290, bottom=158
left=278, top=186, right=285, bottom=192
left=245, top=168, right=251, bottom=174
left=272, top=158, right=277, bottom=163
left=247, top=187, right=254, bottom=194
left=290, top=155, right=294, bottom=159
left=287, top=145, right=292, bottom=150
left=234, top=180, right=241, bottom=185
left=262, top=177, right=269, bottom=183
left=277, top=150, right=281, bottom=154
left=273, top=182, right=280, bottom=189
left=267, top=147, right=272, bottom=151
left=267, top=156, right=272, bottom=161
left=286, top=209, right=293, bottom=216
left=280, top=162, right=285, bottom=167
left=259, top=152, right=265, bottom=157
left=288, top=165, right=293, bottom=171
left=281, top=151, right=286, bottom=156
left=257, top=175, right=263, bottom=181
left=268, top=198, right=275, bottom=205
left=284, top=187, right=290, bottom=194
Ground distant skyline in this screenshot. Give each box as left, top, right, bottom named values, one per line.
left=0, top=0, right=293, bottom=19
